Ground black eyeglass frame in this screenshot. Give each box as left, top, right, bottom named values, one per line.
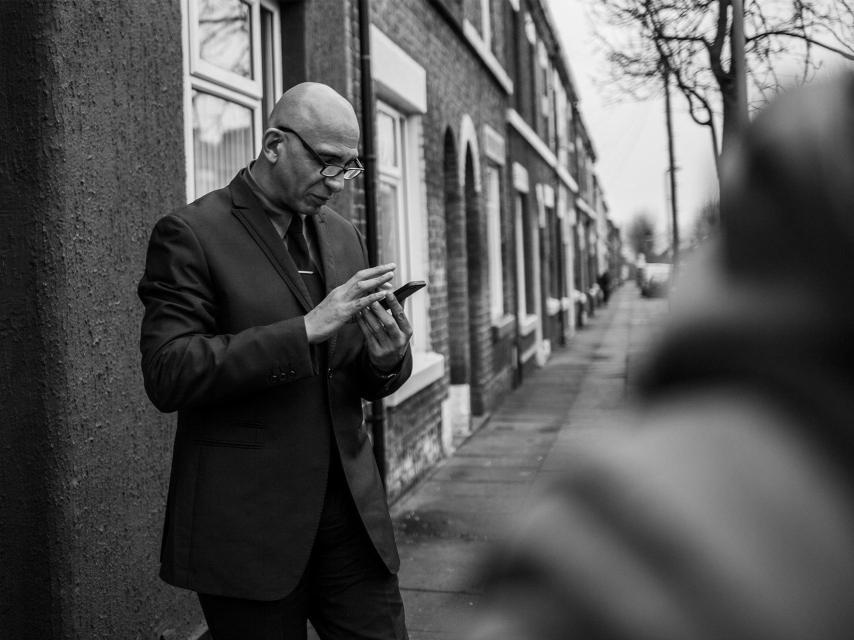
left=275, top=126, right=365, bottom=180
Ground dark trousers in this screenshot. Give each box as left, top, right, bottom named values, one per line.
left=198, top=460, right=407, bottom=640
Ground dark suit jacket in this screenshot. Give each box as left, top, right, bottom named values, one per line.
left=138, top=172, right=412, bottom=600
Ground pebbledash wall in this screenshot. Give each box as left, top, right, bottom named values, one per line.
left=1, top=1, right=201, bottom=638
left=0, top=0, right=615, bottom=637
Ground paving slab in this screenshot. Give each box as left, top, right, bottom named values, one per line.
left=439, top=454, right=541, bottom=470
left=387, top=286, right=670, bottom=639
left=401, top=589, right=482, bottom=636
left=395, top=539, right=488, bottom=593
left=429, top=463, right=538, bottom=483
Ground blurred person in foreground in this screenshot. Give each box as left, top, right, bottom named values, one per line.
left=139, top=82, right=412, bottom=639
left=471, top=72, right=854, bottom=640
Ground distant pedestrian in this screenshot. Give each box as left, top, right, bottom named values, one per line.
left=597, top=271, right=611, bottom=304
left=139, top=82, right=411, bottom=639
left=469, top=71, right=854, bottom=640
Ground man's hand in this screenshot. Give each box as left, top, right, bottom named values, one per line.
left=356, top=289, right=414, bottom=373
left=305, top=264, right=396, bottom=344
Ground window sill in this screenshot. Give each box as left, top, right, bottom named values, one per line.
left=491, top=313, right=516, bottom=342
left=383, top=351, right=445, bottom=408
left=519, top=313, right=538, bottom=337
left=462, top=20, right=514, bottom=94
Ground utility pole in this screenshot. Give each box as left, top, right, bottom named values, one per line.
left=662, top=60, right=680, bottom=267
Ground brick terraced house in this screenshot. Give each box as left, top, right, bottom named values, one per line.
left=1, top=0, right=621, bottom=637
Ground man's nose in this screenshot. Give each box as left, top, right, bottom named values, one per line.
left=324, top=174, right=346, bottom=192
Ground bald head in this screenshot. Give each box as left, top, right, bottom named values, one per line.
left=253, top=82, right=362, bottom=215
left=269, top=82, right=360, bottom=147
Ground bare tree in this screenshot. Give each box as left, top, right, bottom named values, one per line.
left=590, top=0, right=854, bottom=164
left=626, top=211, right=658, bottom=260
left=691, top=198, right=720, bottom=246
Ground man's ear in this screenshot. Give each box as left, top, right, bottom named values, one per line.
left=261, top=128, right=285, bottom=162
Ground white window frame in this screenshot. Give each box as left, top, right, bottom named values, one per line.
left=480, top=0, right=492, bottom=50
left=524, top=12, right=536, bottom=45
left=371, top=26, right=443, bottom=407
left=376, top=102, right=416, bottom=286
left=182, top=0, right=282, bottom=200
left=188, top=0, right=263, bottom=98
left=514, top=192, right=527, bottom=322
left=485, top=164, right=504, bottom=323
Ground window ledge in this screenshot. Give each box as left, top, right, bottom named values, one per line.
left=462, top=20, right=514, bottom=95
left=491, top=313, right=516, bottom=342
left=507, top=109, right=578, bottom=195
left=521, top=342, right=538, bottom=364
left=519, top=313, right=538, bottom=337
left=383, top=351, right=445, bottom=408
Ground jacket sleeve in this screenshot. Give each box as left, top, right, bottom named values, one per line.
left=357, top=346, right=414, bottom=400
left=138, top=214, right=316, bottom=413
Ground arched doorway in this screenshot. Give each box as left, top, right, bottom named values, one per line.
left=443, top=127, right=470, bottom=443
left=444, top=116, right=484, bottom=442
left=445, top=129, right=469, bottom=389
left=464, top=147, right=485, bottom=416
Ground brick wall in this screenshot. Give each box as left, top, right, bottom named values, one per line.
left=370, top=0, right=515, bottom=490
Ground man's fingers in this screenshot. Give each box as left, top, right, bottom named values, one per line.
left=364, top=300, right=395, bottom=334
left=384, top=291, right=414, bottom=335
left=351, top=263, right=396, bottom=286
left=356, top=310, right=382, bottom=345
left=353, top=272, right=395, bottom=298
left=352, top=290, right=390, bottom=317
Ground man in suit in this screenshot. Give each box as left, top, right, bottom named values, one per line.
left=139, top=82, right=413, bottom=639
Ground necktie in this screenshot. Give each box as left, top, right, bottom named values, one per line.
left=286, top=215, right=325, bottom=305
left=286, top=214, right=314, bottom=274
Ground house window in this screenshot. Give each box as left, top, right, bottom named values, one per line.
left=485, top=165, right=504, bottom=322
left=185, top=0, right=282, bottom=199
left=515, top=192, right=536, bottom=317
left=376, top=103, right=411, bottom=282
left=375, top=100, right=428, bottom=354
left=480, top=0, right=492, bottom=51
left=526, top=18, right=538, bottom=126
left=547, top=205, right=562, bottom=300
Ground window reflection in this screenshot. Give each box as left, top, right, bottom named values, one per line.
left=192, top=91, right=254, bottom=195
left=376, top=111, right=398, bottom=168
left=379, top=181, right=400, bottom=266
left=197, top=0, right=253, bottom=79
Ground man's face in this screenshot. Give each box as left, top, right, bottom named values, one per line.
left=271, top=122, right=360, bottom=216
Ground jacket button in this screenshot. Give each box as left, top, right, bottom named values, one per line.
left=328, top=368, right=334, bottom=378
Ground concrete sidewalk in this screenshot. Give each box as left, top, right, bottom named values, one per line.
left=389, top=284, right=669, bottom=639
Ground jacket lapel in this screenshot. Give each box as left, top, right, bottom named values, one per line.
left=229, top=174, right=314, bottom=313
left=310, top=210, right=340, bottom=360
left=309, top=210, right=355, bottom=363
left=309, top=211, right=339, bottom=295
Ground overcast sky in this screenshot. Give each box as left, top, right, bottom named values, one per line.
left=545, top=0, right=720, bottom=246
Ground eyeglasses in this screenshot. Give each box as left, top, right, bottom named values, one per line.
left=275, top=126, right=365, bottom=180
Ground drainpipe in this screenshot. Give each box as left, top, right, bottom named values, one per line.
left=358, top=0, right=386, bottom=486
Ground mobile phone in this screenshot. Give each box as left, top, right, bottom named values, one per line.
left=381, top=280, right=427, bottom=309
